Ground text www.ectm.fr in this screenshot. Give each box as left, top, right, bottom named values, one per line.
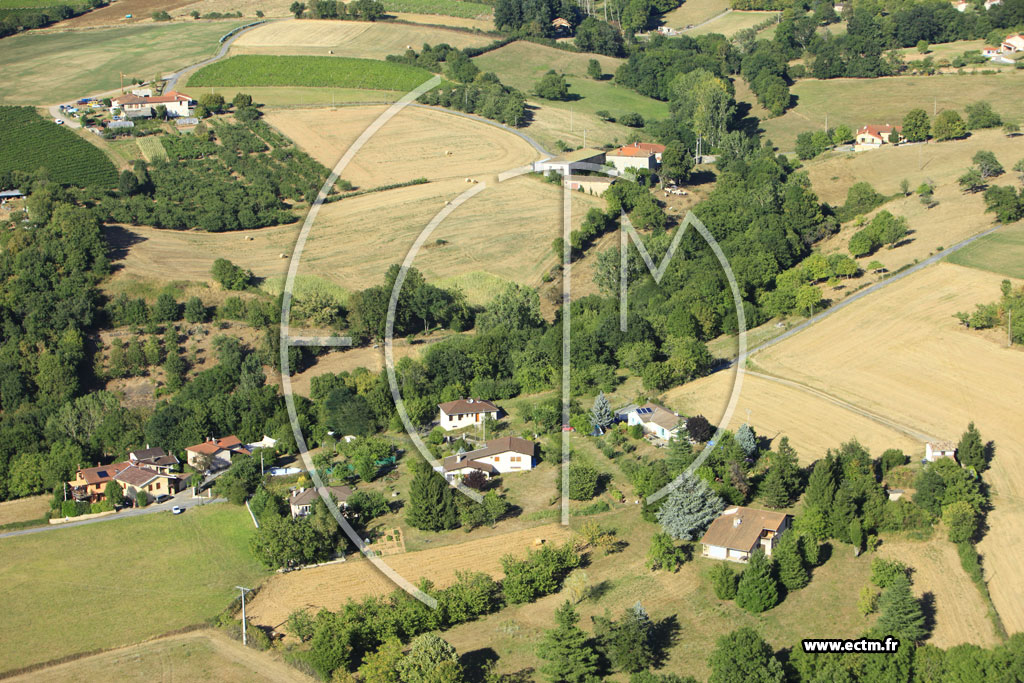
left=802, top=637, right=901, bottom=654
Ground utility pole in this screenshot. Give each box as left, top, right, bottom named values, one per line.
left=1009, top=308, right=1013, bottom=347
left=260, top=450, right=264, bottom=476
left=570, top=106, right=573, bottom=133
left=236, top=586, right=251, bottom=645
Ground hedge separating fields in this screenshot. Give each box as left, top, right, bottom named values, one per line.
left=0, top=106, right=117, bottom=188
left=187, top=55, right=435, bottom=90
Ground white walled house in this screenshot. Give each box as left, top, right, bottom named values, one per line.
left=290, top=486, right=353, bottom=517
left=436, top=436, right=536, bottom=481
left=701, top=507, right=790, bottom=563
left=1002, top=33, right=1024, bottom=52
left=855, top=124, right=904, bottom=149
left=437, top=398, right=499, bottom=431
left=604, top=142, right=665, bottom=172
left=185, top=435, right=251, bottom=471
left=626, top=402, right=682, bottom=440
left=110, top=91, right=194, bottom=118
left=533, top=148, right=606, bottom=176
left=925, top=440, right=958, bottom=462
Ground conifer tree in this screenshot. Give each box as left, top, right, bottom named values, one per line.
left=537, top=601, right=601, bottom=683
left=655, top=473, right=725, bottom=541
left=589, top=391, right=614, bottom=431
left=710, top=562, right=739, bottom=600
left=803, top=456, right=837, bottom=514
left=957, top=421, right=985, bottom=471
left=708, top=627, right=785, bottom=683
left=829, top=484, right=857, bottom=542
left=594, top=602, right=655, bottom=673
left=877, top=573, right=928, bottom=643
left=759, top=438, right=802, bottom=508
left=774, top=532, right=809, bottom=591
left=735, top=549, right=779, bottom=613
left=407, top=460, right=458, bottom=531
left=736, top=423, right=757, bottom=457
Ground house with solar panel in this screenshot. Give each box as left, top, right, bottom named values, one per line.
left=625, top=402, right=683, bottom=440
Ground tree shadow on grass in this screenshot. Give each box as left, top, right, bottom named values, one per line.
left=460, top=647, right=499, bottom=683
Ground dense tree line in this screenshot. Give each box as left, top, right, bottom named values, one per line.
left=492, top=0, right=582, bottom=35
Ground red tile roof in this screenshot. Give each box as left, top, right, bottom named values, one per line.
left=608, top=142, right=666, bottom=158
left=857, top=124, right=902, bottom=139
left=185, top=435, right=251, bottom=456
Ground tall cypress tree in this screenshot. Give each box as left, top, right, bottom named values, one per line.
left=735, top=549, right=779, bottom=613
left=537, top=601, right=600, bottom=683
left=828, top=483, right=858, bottom=542
left=803, top=455, right=838, bottom=514
left=774, top=532, right=809, bottom=591
left=877, top=573, right=927, bottom=643
left=957, top=421, right=985, bottom=471
left=406, top=460, right=458, bottom=531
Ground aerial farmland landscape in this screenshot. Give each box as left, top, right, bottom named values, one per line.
left=1, top=0, right=1023, bottom=680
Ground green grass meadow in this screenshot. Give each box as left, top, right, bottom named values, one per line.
left=0, top=22, right=247, bottom=105
left=0, top=504, right=268, bottom=674
left=188, top=55, right=435, bottom=90
left=472, top=41, right=669, bottom=121
left=947, top=220, right=1024, bottom=279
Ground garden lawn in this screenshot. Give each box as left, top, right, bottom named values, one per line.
left=0, top=21, right=247, bottom=105
left=0, top=503, right=268, bottom=674
left=187, top=55, right=435, bottom=90
left=947, top=220, right=1024, bottom=278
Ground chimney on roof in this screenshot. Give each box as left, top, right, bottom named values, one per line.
left=467, top=398, right=474, bottom=403
left=733, top=517, right=742, bottom=528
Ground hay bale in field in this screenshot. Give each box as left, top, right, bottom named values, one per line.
left=533, top=537, right=545, bottom=546
left=279, top=253, right=288, bottom=258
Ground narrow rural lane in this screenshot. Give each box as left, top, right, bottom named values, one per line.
left=734, top=223, right=1003, bottom=363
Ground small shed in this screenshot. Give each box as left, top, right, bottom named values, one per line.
left=925, top=441, right=958, bottom=463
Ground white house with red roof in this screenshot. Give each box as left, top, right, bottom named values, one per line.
left=110, top=91, right=194, bottom=118
left=605, top=142, right=666, bottom=172
left=1002, top=33, right=1024, bottom=52
left=855, top=123, right=904, bottom=149
left=437, top=398, right=499, bottom=431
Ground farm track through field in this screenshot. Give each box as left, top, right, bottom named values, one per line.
left=746, top=370, right=938, bottom=442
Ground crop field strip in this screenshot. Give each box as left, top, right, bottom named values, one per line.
left=0, top=106, right=117, bottom=187
left=187, top=54, right=435, bottom=90
left=383, top=0, right=492, bottom=17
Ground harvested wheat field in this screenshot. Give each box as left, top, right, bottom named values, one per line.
left=804, top=129, right=1024, bottom=206
left=174, top=0, right=293, bottom=18
left=103, top=221, right=298, bottom=288
left=818, top=183, right=993, bottom=275
left=749, top=261, right=1024, bottom=632
left=6, top=629, right=314, bottom=682
left=390, top=12, right=494, bottom=30
left=53, top=0, right=197, bottom=27
left=262, top=105, right=540, bottom=189
left=297, top=175, right=599, bottom=301
left=246, top=523, right=571, bottom=631
left=230, top=19, right=492, bottom=59
left=664, top=370, right=920, bottom=465
left=877, top=535, right=999, bottom=648
left=0, top=495, right=49, bottom=527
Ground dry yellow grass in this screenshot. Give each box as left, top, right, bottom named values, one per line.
left=804, top=128, right=1024, bottom=206
left=245, top=523, right=571, bottom=630
left=659, top=0, right=730, bottom=28
left=7, top=629, right=314, bottom=683
left=174, top=0, right=293, bottom=17
left=746, top=262, right=1024, bottom=632
left=0, top=495, right=49, bottom=526
left=262, top=105, right=540, bottom=189
left=877, top=535, right=999, bottom=648
left=523, top=104, right=643, bottom=152
left=230, top=19, right=492, bottom=59
left=664, top=371, right=920, bottom=465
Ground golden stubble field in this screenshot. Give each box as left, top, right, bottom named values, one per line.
left=245, top=523, right=572, bottom=631
left=229, top=19, right=492, bottom=59
left=742, top=261, right=1024, bottom=633
left=877, top=535, right=1000, bottom=649
left=6, top=629, right=314, bottom=682
left=262, top=105, right=540, bottom=189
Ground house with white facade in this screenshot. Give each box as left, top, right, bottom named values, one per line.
left=110, top=91, right=194, bottom=118
left=185, top=435, right=251, bottom=471
left=289, top=486, right=353, bottom=517
left=533, top=148, right=606, bottom=176
left=855, top=124, right=904, bottom=149
left=605, top=142, right=665, bottom=172
left=925, top=440, right=958, bottom=462
left=701, top=507, right=790, bottom=563
left=436, top=436, right=536, bottom=481
left=437, top=398, right=499, bottom=431
left=626, top=402, right=683, bottom=440
left=1002, top=33, right=1024, bottom=53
